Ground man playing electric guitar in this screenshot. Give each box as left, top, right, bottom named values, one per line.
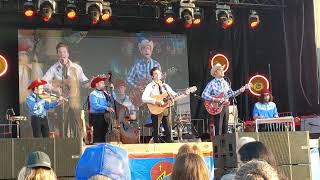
left=142, top=67, right=177, bottom=143
left=202, top=63, right=246, bottom=136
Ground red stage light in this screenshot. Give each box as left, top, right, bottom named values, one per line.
left=0, top=55, right=8, bottom=77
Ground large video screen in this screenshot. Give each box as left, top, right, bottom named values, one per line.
left=18, top=29, right=190, bottom=138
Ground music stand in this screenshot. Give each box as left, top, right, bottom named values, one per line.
left=7, top=116, right=27, bottom=138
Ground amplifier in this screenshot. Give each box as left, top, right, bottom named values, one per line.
left=301, top=116, right=320, bottom=134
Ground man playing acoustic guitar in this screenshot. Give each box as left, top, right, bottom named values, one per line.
left=202, top=64, right=246, bottom=136
left=142, top=67, right=176, bottom=143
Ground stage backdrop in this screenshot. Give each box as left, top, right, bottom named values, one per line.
left=18, top=30, right=190, bottom=138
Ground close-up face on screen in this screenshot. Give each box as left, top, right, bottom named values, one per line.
left=18, top=29, right=189, bottom=138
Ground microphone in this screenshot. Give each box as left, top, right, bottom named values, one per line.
left=11, top=108, right=15, bottom=116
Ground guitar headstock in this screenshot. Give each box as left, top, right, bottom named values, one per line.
left=245, top=83, right=253, bottom=89
left=185, top=86, right=197, bottom=94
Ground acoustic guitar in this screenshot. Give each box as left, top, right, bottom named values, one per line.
left=147, top=86, right=197, bottom=115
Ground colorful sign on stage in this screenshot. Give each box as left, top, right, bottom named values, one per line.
left=129, top=153, right=214, bottom=180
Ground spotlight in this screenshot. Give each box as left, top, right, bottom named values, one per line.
left=0, top=55, right=8, bottom=77
left=86, top=0, right=103, bottom=25
left=216, top=4, right=233, bottom=29
left=179, top=0, right=195, bottom=28
left=193, top=7, right=203, bottom=25
left=164, top=6, right=175, bottom=25
left=101, top=2, right=112, bottom=21
left=249, top=10, right=260, bottom=29
left=23, top=0, right=36, bottom=18
left=38, top=0, right=56, bottom=22
left=65, top=1, right=77, bottom=20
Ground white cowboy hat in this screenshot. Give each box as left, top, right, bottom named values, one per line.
left=138, top=39, right=154, bottom=52
left=210, top=63, right=225, bottom=76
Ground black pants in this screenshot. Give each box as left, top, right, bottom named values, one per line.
left=151, top=111, right=172, bottom=143
left=31, top=116, right=49, bottom=138
left=211, top=107, right=229, bottom=136
left=90, top=113, right=110, bottom=143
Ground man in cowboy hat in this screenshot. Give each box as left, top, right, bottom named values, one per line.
left=26, top=79, right=64, bottom=138
left=88, top=76, right=115, bottom=143
left=253, top=89, right=278, bottom=121
left=202, top=63, right=246, bottom=136
left=126, top=38, right=162, bottom=89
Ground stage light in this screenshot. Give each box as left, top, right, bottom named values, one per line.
left=164, top=6, right=175, bottom=25
left=209, top=53, right=230, bottom=73
left=38, top=0, right=56, bottom=22
left=193, top=7, right=203, bottom=25
left=216, top=4, right=233, bottom=29
left=0, top=55, right=8, bottom=77
left=179, top=0, right=196, bottom=28
left=86, top=0, right=103, bottom=25
left=65, top=1, right=77, bottom=20
left=249, top=10, right=260, bottom=29
left=23, top=0, right=36, bottom=17
left=101, top=2, right=112, bottom=21
left=248, top=74, right=270, bottom=96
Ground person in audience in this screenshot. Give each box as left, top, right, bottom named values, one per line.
left=171, top=153, right=209, bottom=180
left=238, top=141, right=287, bottom=180
left=176, top=144, right=203, bottom=157
left=17, top=151, right=57, bottom=180
left=221, top=137, right=256, bottom=180
left=235, top=160, right=279, bottom=180
left=76, top=144, right=131, bottom=180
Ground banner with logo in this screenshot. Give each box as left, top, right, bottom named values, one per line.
left=129, top=152, right=214, bottom=180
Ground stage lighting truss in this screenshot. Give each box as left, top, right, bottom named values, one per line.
left=65, top=0, right=77, bottom=20
left=38, top=0, right=56, bottom=22
left=216, top=4, right=233, bottom=29
left=164, top=6, right=175, bottom=25
left=248, top=10, right=260, bottom=29
left=179, top=0, right=203, bottom=28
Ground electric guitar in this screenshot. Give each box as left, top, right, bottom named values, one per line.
left=147, top=86, right=197, bottom=115
left=204, top=83, right=251, bottom=115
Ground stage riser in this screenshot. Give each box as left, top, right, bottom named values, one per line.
left=0, top=138, right=81, bottom=179
left=213, top=132, right=310, bottom=168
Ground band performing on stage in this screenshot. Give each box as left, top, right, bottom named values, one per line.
left=18, top=38, right=285, bottom=144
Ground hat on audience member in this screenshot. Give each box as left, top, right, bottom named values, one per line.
left=75, top=144, right=131, bottom=180
left=26, top=151, right=52, bottom=169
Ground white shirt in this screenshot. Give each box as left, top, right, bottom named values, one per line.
left=42, top=59, right=88, bottom=90
left=142, top=81, right=177, bottom=104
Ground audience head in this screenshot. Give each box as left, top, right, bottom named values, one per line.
left=88, top=175, right=112, bottom=180
left=76, top=144, right=131, bottom=180
left=171, top=153, right=209, bottom=180
left=235, top=160, right=279, bottom=180
left=238, top=141, right=277, bottom=167
left=177, top=144, right=203, bottom=158
left=17, top=151, right=57, bottom=180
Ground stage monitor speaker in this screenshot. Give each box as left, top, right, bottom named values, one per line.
left=13, top=138, right=55, bottom=176
left=213, top=132, right=310, bottom=168
left=280, top=164, right=311, bottom=180
left=0, top=139, right=13, bottom=179
left=301, top=116, right=320, bottom=138
left=55, top=138, right=81, bottom=177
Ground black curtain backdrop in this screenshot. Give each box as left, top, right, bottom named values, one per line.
left=0, top=0, right=318, bottom=128
left=188, top=0, right=319, bottom=124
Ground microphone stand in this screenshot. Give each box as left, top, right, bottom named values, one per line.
left=162, top=83, right=174, bottom=142
left=224, top=77, right=238, bottom=133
